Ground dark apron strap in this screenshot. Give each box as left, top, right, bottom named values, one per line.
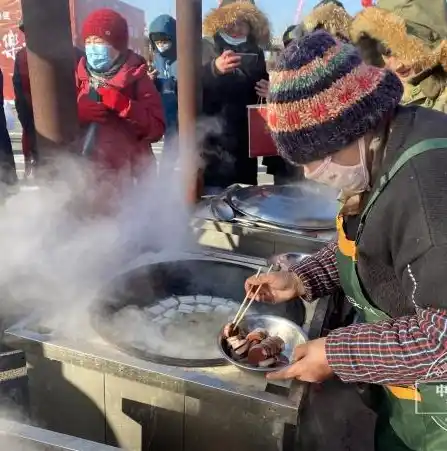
left=356, top=138, right=447, bottom=244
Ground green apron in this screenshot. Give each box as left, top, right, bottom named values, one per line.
left=336, top=138, right=447, bottom=451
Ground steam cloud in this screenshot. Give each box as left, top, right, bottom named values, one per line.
left=0, top=135, right=199, bottom=338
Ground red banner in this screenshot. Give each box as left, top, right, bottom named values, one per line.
left=0, top=0, right=25, bottom=101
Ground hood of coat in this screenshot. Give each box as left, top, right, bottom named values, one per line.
left=77, top=50, right=148, bottom=89
left=350, top=1, right=447, bottom=75
left=303, top=2, right=353, bottom=42
left=149, top=14, right=177, bottom=62
left=203, top=0, right=271, bottom=47
left=377, top=0, right=447, bottom=40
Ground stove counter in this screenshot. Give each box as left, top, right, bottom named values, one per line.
left=0, top=420, right=123, bottom=451
left=5, top=321, right=305, bottom=451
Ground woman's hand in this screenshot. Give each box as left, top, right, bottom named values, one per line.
left=255, top=79, right=269, bottom=98
left=148, top=69, right=158, bottom=80
left=267, top=338, right=333, bottom=383
left=77, top=95, right=108, bottom=124
left=244, top=271, right=306, bottom=304
left=215, top=50, right=241, bottom=74
left=98, top=87, right=131, bottom=114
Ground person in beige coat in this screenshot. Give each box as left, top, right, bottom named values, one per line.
left=350, top=0, right=447, bottom=112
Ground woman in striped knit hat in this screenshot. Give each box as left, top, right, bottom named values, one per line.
left=263, top=0, right=354, bottom=186
left=246, top=30, right=447, bottom=451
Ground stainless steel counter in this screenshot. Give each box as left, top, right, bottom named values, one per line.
left=0, top=420, right=122, bottom=450
left=4, top=251, right=325, bottom=451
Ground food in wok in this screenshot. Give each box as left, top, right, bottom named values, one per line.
left=222, top=323, right=289, bottom=368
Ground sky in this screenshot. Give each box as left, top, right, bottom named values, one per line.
left=127, top=0, right=362, bottom=36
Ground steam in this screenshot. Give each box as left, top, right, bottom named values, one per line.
left=0, top=135, right=200, bottom=337
left=0, top=407, right=36, bottom=451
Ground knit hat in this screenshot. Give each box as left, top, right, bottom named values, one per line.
left=268, top=30, right=403, bottom=165
left=82, top=9, right=129, bottom=51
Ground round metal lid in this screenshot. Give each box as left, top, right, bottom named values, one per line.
left=227, top=183, right=338, bottom=231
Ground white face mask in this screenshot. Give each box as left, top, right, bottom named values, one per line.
left=304, top=137, right=370, bottom=194
left=219, top=31, right=247, bottom=46
left=156, top=42, right=172, bottom=53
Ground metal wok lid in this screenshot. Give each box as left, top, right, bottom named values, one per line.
left=226, top=183, right=338, bottom=231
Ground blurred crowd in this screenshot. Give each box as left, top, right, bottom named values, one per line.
left=0, top=0, right=444, bottom=209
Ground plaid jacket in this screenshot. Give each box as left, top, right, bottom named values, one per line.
left=290, top=241, right=447, bottom=385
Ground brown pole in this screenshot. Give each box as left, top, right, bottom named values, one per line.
left=176, top=0, right=203, bottom=203
left=21, top=0, right=79, bottom=165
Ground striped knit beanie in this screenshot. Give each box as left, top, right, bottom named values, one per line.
left=268, top=30, right=403, bottom=165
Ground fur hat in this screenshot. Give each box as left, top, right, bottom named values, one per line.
left=302, top=1, right=352, bottom=42
left=203, top=0, right=271, bottom=47
left=350, top=5, right=447, bottom=74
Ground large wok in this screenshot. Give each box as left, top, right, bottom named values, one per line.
left=91, top=256, right=306, bottom=367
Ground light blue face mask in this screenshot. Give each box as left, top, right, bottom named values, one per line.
left=156, top=42, right=172, bottom=53
left=219, top=31, right=247, bottom=46
left=85, top=43, right=116, bottom=72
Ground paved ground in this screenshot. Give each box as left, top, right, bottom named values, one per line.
left=10, top=134, right=274, bottom=185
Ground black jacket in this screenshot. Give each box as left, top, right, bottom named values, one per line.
left=201, top=35, right=268, bottom=188
left=0, top=69, right=17, bottom=185
left=345, top=106, right=447, bottom=317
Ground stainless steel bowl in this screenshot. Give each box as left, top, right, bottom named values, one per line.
left=217, top=314, right=307, bottom=373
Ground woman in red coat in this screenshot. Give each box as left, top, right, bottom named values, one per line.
left=77, top=9, right=165, bottom=213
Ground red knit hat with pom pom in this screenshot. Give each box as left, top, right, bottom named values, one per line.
left=82, top=9, right=129, bottom=51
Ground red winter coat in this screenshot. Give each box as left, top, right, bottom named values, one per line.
left=76, top=51, right=165, bottom=182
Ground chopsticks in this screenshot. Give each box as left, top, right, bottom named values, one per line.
left=232, top=265, right=274, bottom=328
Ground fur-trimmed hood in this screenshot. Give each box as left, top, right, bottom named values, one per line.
left=203, top=0, right=271, bottom=47
left=302, top=2, right=352, bottom=41
left=350, top=6, right=447, bottom=74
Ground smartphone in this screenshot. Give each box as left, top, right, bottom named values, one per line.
left=235, top=53, right=259, bottom=66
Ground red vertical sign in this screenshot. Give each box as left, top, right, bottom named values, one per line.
left=0, top=0, right=25, bottom=100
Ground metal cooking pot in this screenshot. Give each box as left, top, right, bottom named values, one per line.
left=91, top=256, right=306, bottom=368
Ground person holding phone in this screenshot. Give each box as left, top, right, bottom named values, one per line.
left=201, top=0, right=270, bottom=193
